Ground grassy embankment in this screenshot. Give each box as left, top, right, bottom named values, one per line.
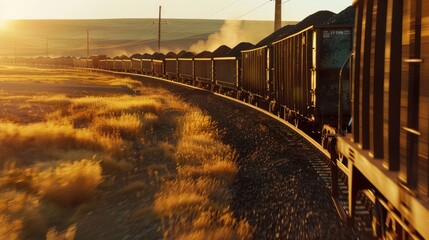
left=0, top=66, right=252, bottom=239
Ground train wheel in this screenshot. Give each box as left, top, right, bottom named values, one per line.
left=236, top=91, right=242, bottom=100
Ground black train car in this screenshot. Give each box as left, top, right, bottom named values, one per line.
left=194, top=51, right=213, bottom=88
left=213, top=56, right=239, bottom=93
left=241, top=46, right=270, bottom=103
left=335, top=0, right=429, bottom=239
left=165, top=52, right=178, bottom=80
left=131, top=58, right=142, bottom=73
left=152, top=53, right=165, bottom=77
left=177, top=52, right=195, bottom=84
left=213, top=43, right=254, bottom=95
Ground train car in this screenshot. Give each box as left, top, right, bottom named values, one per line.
left=113, top=59, right=123, bottom=71
left=213, top=57, right=239, bottom=94
left=178, top=58, right=194, bottom=84
left=99, top=59, right=107, bottom=69
left=333, top=0, right=429, bottom=239
left=142, top=59, right=152, bottom=75
left=122, top=59, right=132, bottom=72
left=194, top=52, right=213, bottom=88
left=241, top=46, right=270, bottom=103
left=271, top=25, right=353, bottom=132
left=105, top=59, right=114, bottom=70
left=152, top=59, right=164, bottom=77
left=131, top=58, right=142, bottom=73
left=152, top=52, right=165, bottom=77
left=165, top=52, right=178, bottom=80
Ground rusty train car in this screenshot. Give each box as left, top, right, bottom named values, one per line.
left=331, top=0, right=429, bottom=239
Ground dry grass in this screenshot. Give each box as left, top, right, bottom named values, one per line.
left=33, top=159, right=103, bottom=207
left=0, top=66, right=253, bottom=239
left=92, top=114, right=142, bottom=138
left=154, top=110, right=253, bottom=239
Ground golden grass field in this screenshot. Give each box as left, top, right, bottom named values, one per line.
left=0, top=65, right=252, bottom=239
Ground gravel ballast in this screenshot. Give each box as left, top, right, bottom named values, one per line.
left=134, top=75, right=373, bottom=239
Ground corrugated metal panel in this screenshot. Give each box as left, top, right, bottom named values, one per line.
left=420, top=0, right=429, bottom=196
left=142, top=59, right=152, bottom=74
left=165, top=58, right=177, bottom=79
left=153, top=60, right=164, bottom=76
left=194, top=59, right=212, bottom=83
left=132, top=58, right=142, bottom=72
left=383, top=0, right=403, bottom=170
left=123, top=60, right=132, bottom=71
left=359, top=0, right=373, bottom=150
left=214, top=58, right=237, bottom=88
left=178, top=58, right=194, bottom=81
left=241, top=46, right=269, bottom=98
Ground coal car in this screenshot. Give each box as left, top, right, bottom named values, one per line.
left=333, top=0, right=429, bottom=239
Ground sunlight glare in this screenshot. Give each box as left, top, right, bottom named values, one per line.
left=0, top=19, right=9, bottom=30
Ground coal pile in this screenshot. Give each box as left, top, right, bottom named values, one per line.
left=324, top=6, right=355, bottom=25
left=255, top=11, right=335, bottom=47
left=113, top=55, right=129, bottom=60
left=152, top=52, right=165, bottom=60
left=293, top=10, right=335, bottom=32
left=212, top=45, right=232, bottom=57
left=165, top=52, right=177, bottom=58
left=177, top=51, right=196, bottom=58
left=195, top=51, right=213, bottom=58
left=255, top=25, right=296, bottom=47
left=227, top=42, right=254, bottom=58
left=142, top=53, right=152, bottom=59
left=130, top=53, right=143, bottom=59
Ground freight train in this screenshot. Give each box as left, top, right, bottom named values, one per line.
left=96, top=24, right=353, bottom=139
left=1, top=2, right=427, bottom=239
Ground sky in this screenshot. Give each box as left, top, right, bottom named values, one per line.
left=0, top=0, right=352, bottom=21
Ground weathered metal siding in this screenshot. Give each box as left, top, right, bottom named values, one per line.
left=152, top=60, right=164, bottom=76
left=122, top=60, right=132, bottom=72
left=194, top=58, right=212, bottom=83
left=114, top=60, right=123, bottom=71
left=241, top=46, right=269, bottom=98
left=420, top=0, right=429, bottom=196
left=214, top=58, right=238, bottom=89
left=105, top=60, right=114, bottom=70
left=178, top=58, right=194, bottom=81
left=400, top=0, right=428, bottom=196
left=131, top=59, right=142, bottom=72
left=142, top=59, right=152, bottom=74
left=272, top=27, right=313, bottom=117
left=165, top=58, right=177, bottom=80
left=99, top=60, right=107, bottom=69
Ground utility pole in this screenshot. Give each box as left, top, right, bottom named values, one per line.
left=87, top=29, right=89, bottom=59
left=274, top=0, right=282, bottom=31
left=87, top=29, right=89, bottom=67
left=14, top=42, right=17, bottom=64
left=158, top=5, right=161, bottom=53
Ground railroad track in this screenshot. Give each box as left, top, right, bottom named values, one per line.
left=89, top=69, right=376, bottom=239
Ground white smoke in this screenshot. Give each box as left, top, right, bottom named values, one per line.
left=189, top=20, right=242, bottom=53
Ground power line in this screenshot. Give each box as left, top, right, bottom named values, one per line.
left=234, top=0, right=271, bottom=20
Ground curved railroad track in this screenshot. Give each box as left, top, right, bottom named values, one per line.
left=100, top=70, right=375, bottom=239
